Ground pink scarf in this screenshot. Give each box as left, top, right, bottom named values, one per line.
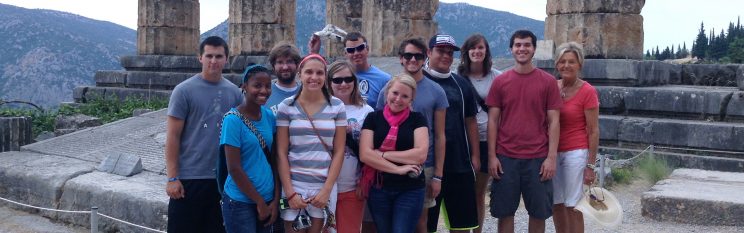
left=359, top=105, right=411, bottom=198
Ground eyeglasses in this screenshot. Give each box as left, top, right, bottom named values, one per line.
left=331, top=76, right=355, bottom=84
left=402, top=53, right=425, bottom=61
left=345, top=43, right=367, bottom=54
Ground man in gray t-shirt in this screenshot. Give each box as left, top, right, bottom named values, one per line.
left=165, top=36, right=242, bottom=233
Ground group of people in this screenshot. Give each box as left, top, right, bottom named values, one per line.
left=164, top=29, right=599, bottom=233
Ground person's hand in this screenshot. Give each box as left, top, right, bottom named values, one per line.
left=288, top=193, right=307, bottom=210
left=429, top=179, right=441, bottom=198
left=166, top=180, right=185, bottom=199
left=583, top=167, right=596, bottom=185
left=540, top=156, right=557, bottom=181
left=309, top=34, right=321, bottom=54
left=256, top=201, right=270, bottom=221
left=309, top=189, right=331, bottom=209
left=263, top=200, right=279, bottom=227
left=471, top=156, right=481, bottom=173
left=397, top=164, right=420, bottom=176
left=489, top=157, right=503, bottom=179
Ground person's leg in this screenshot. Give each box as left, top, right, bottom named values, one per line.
left=552, top=204, right=568, bottom=233
left=489, top=155, right=521, bottom=233
left=221, top=194, right=261, bottom=233
left=521, top=157, right=553, bottom=233
left=497, top=216, right=514, bottom=233
left=416, top=167, right=435, bottom=233
left=168, top=180, right=199, bottom=232
left=200, top=179, right=226, bottom=233
left=474, top=141, right=490, bottom=233
left=552, top=152, right=568, bottom=233
left=426, top=194, right=443, bottom=232
left=440, top=172, right=478, bottom=233
left=361, top=203, right=377, bottom=233
left=368, top=187, right=393, bottom=233
left=567, top=208, right=585, bottom=233
left=336, top=190, right=364, bottom=233
left=391, top=188, right=425, bottom=233
left=527, top=217, right=546, bottom=233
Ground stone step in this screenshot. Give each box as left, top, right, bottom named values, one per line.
left=73, top=86, right=172, bottom=103
left=642, top=169, right=744, bottom=226
left=598, top=146, right=744, bottom=172
left=94, top=70, right=242, bottom=90
left=597, top=85, right=744, bottom=121
left=599, top=115, right=744, bottom=158
left=119, top=55, right=270, bottom=74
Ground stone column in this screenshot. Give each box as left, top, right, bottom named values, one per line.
left=324, top=0, right=364, bottom=58
left=137, top=0, right=200, bottom=55
left=545, top=0, right=645, bottom=59
left=229, top=0, right=296, bottom=56
left=0, top=117, right=32, bottom=152
left=362, top=0, right=439, bottom=56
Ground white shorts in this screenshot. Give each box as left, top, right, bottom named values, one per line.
left=281, top=184, right=338, bottom=221
left=553, top=149, right=588, bottom=207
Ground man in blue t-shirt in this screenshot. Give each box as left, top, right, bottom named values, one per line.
left=265, top=42, right=302, bottom=114
left=165, top=36, right=242, bottom=233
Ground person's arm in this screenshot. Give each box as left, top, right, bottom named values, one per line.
left=165, top=116, right=185, bottom=199
left=309, top=34, right=321, bottom=54
left=487, top=107, right=502, bottom=179
left=224, top=145, right=270, bottom=220
left=310, top=126, right=347, bottom=208
left=540, top=109, right=560, bottom=181
left=375, top=126, right=429, bottom=165
left=584, top=107, right=600, bottom=184
left=465, top=116, right=480, bottom=170
left=431, top=109, right=446, bottom=197
left=268, top=133, right=280, bottom=226
left=359, top=129, right=420, bottom=175
left=276, top=125, right=306, bottom=209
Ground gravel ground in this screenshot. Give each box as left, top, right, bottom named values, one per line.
left=437, top=179, right=744, bottom=232
left=0, top=205, right=86, bottom=233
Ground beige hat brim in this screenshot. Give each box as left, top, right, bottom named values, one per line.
left=575, top=187, right=623, bottom=227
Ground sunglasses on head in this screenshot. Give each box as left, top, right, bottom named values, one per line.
left=331, top=76, right=355, bottom=84
left=402, top=53, right=426, bottom=61
left=345, top=43, right=367, bottom=54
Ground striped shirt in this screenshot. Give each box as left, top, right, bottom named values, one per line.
left=276, top=96, right=347, bottom=190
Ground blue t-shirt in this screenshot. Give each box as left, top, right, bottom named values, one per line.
left=376, top=77, right=449, bottom=167
left=265, top=81, right=299, bottom=115
left=220, top=107, right=276, bottom=204
left=356, top=65, right=391, bottom=108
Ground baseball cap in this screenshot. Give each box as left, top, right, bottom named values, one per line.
left=428, top=34, right=460, bottom=51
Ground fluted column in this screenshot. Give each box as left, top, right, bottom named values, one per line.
left=137, top=0, right=200, bottom=55
left=229, top=0, right=296, bottom=56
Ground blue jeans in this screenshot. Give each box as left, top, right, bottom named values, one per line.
left=367, top=187, right=425, bottom=233
left=221, top=194, right=274, bottom=233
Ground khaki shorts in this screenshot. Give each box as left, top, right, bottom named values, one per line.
left=424, top=167, right=436, bottom=208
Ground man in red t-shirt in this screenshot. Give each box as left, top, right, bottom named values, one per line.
left=485, top=30, right=562, bottom=233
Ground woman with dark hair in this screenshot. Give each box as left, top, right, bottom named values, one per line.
left=360, top=74, right=428, bottom=233
left=276, top=54, right=347, bottom=233
left=219, top=65, right=279, bottom=233
left=456, top=33, right=502, bottom=233
left=552, top=41, right=599, bottom=233
left=326, top=60, right=374, bottom=232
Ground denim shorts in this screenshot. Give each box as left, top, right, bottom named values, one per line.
left=221, top=194, right=275, bottom=233
left=489, top=155, right=553, bottom=220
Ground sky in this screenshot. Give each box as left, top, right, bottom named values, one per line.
left=1, top=0, right=741, bottom=52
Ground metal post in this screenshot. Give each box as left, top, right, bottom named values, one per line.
left=599, top=154, right=606, bottom=188
left=90, top=206, right=99, bottom=233
left=649, top=144, right=655, bottom=156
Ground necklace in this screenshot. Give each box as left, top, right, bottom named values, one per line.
left=561, top=79, right=581, bottom=98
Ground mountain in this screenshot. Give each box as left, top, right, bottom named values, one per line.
left=0, top=3, right=135, bottom=108
left=201, top=1, right=544, bottom=57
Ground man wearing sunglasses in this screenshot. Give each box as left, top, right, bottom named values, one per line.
left=376, top=38, right=449, bottom=233
left=423, top=34, right=480, bottom=233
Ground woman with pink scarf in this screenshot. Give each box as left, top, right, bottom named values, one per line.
left=359, top=74, right=428, bottom=233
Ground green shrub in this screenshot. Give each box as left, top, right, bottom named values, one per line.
left=610, top=167, right=635, bottom=185
left=636, top=153, right=671, bottom=183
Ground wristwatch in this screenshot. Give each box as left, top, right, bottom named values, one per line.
left=167, top=177, right=179, bottom=182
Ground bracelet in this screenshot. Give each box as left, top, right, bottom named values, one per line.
left=287, top=192, right=299, bottom=201
left=167, top=177, right=178, bottom=182
left=431, top=175, right=443, bottom=182
left=381, top=152, right=386, bottom=158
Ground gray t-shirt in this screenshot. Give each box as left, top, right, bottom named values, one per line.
left=376, top=76, right=449, bottom=167
left=167, top=74, right=243, bottom=179
left=265, top=80, right=299, bottom=115
left=460, top=68, right=502, bottom=141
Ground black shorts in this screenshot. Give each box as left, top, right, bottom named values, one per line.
left=489, top=155, right=553, bottom=220
left=427, top=172, right=478, bottom=231
left=168, top=179, right=226, bottom=233
left=478, top=141, right=489, bottom=173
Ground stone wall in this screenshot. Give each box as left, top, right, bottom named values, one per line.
left=137, top=0, right=199, bottom=55
left=324, top=0, right=364, bottom=57
left=362, top=0, right=439, bottom=56
left=0, top=117, right=32, bottom=152
left=545, top=0, right=645, bottom=59
left=229, top=0, right=296, bottom=56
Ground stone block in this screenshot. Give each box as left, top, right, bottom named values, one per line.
left=229, top=23, right=295, bottom=56
left=325, top=0, right=364, bottom=57
left=97, top=153, right=143, bottom=177
left=94, top=70, right=127, bottom=87
left=642, top=169, right=744, bottom=226
left=681, top=64, right=740, bottom=87
left=126, top=71, right=193, bottom=89
left=726, top=91, right=744, bottom=120
left=54, top=114, right=102, bottom=136
left=617, top=117, right=654, bottom=144
left=738, top=65, right=744, bottom=90
left=547, top=0, right=645, bottom=14
left=120, top=55, right=202, bottom=72
left=622, top=86, right=732, bottom=119
left=0, top=117, right=32, bottom=152
left=400, top=0, right=438, bottom=20
left=598, top=115, right=623, bottom=141
left=229, top=55, right=270, bottom=73
left=544, top=13, right=643, bottom=59
left=73, top=86, right=88, bottom=103
left=58, top=171, right=167, bottom=232
left=229, top=0, right=295, bottom=24
left=594, top=86, right=627, bottom=114
left=0, top=151, right=95, bottom=217
left=634, top=61, right=676, bottom=86
left=137, top=26, right=199, bottom=55
left=617, top=117, right=744, bottom=152
left=535, top=40, right=555, bottom=60
left=362, top=0, right=437, bottom=56
left=82, top=87, right=172, bottom=103
left=138, top=0, right=199, bottom=28
left=132, top=108, right=153, bottom=117
left=580, top=59, right=673, bottom=86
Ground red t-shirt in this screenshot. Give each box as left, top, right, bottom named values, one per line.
left=486, top=68, right=562, bottom=159
left=558, top=82, right=599, bottom=152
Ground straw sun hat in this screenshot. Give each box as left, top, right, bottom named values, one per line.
left=574, top=186, right=623, bottom=227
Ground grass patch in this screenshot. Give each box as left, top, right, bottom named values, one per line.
left=636, top=153, right=672, bottom=184
left=610, top=167, right=635, bottom=185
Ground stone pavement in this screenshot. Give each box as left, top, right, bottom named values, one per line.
left=0, top=204, right=86, bottom=233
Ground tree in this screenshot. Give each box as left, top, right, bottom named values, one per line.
left=692, top=22, right=708, bottom=59
left=729, top=37, right=744, bottom=63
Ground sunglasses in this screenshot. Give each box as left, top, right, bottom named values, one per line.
left=402, top=53, right=426, bottom=61
left=331, top=76, right=355, bottom=84
left=345, top=43, right=367, bottom=54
